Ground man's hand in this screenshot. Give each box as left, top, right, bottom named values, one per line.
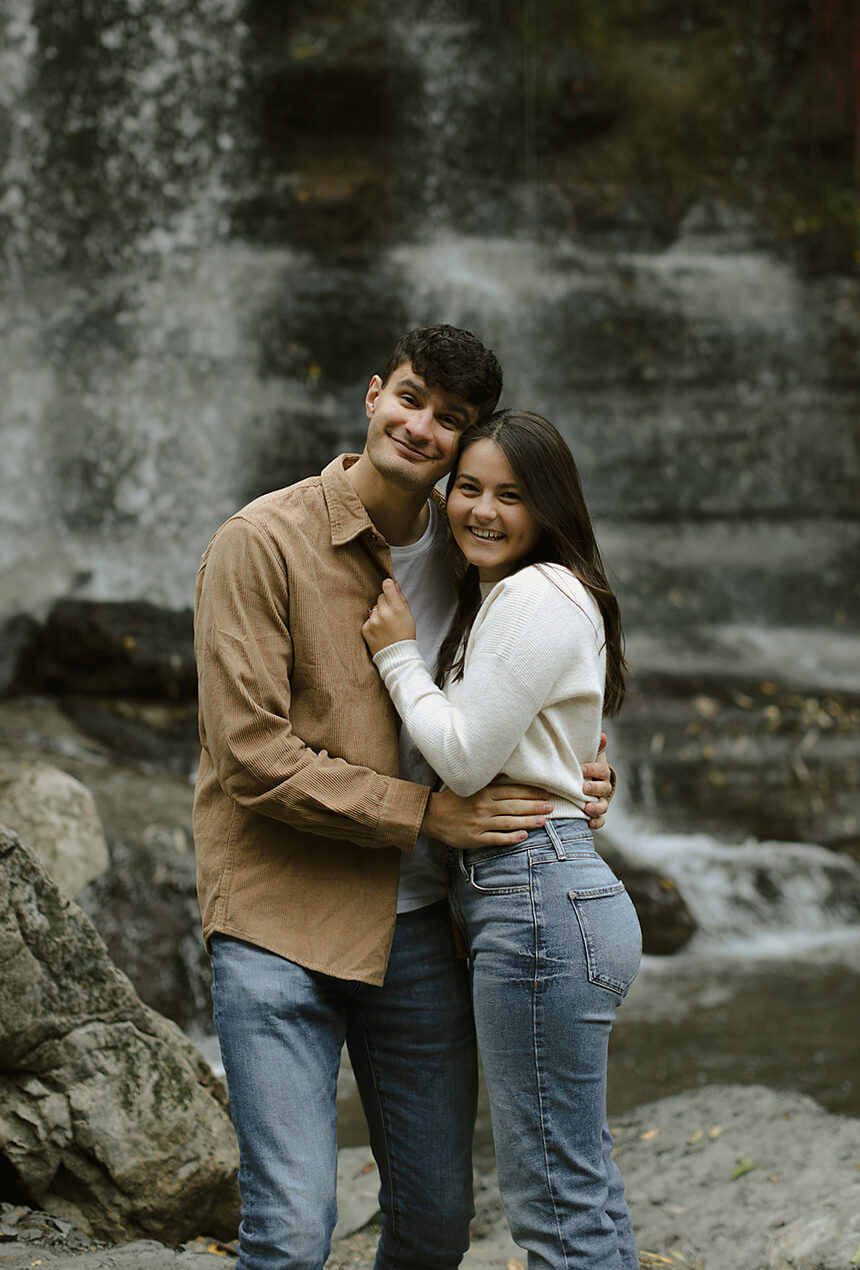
left=422, top=784, right=554, bottom=850
left=581, top=732, right=616, bottom=830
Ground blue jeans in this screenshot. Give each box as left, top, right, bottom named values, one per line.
left=210, top=900, right=477, bottom=1270
left=448, top=820, right=642, bottom=1270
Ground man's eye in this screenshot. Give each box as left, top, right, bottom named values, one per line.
left=438, top=417, right=458, bottom=430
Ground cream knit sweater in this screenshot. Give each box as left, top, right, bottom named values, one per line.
left=372, top=563, right=606, bottom=818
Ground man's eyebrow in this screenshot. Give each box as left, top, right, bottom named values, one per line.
left=397, top=375, right=428, bottom=398
left=398, top=376, right=470, bottom=422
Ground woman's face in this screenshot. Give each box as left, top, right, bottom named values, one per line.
left=447, top=437, right=542, bottom=583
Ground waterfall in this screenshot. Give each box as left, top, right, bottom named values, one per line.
left=606, top=810, right=860, bottom=962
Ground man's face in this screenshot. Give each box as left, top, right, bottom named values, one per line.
left=364, top=363, right=478, bottom=495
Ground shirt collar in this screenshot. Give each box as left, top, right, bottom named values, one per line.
left=321, top=455, right=376, bottom=546
left=321, top=454, right=448, bottom=547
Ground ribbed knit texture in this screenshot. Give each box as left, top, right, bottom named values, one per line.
left=373, top=563, right=605, bottom=816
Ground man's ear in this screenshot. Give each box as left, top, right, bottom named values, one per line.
left=365, top=375, right=382, bottom=418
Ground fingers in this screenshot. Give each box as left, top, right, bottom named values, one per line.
left=462, top=828, right=530, bottom=848
left=582, top=778, right=613, bottom=802
left=487, top=802, right=554, bottom=824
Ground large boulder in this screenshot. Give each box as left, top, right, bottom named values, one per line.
left=0, top=825, right=239, bottom=1244
left=0, top=761, right=109, bottom=898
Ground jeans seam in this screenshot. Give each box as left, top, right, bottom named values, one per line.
left=530, top=863, right=571, bottom=1267
left=351, top=1019, right=401, bottom=1263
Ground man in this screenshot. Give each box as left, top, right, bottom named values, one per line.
left=193, top=325, right=615, bottom=1270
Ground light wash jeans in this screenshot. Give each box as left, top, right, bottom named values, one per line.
left=448, top=819, right=642, bottom=1270
left=210, top=900, right=477, bottom=1270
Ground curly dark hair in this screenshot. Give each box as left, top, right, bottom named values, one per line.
left=380, top=325, right=503, bottom=420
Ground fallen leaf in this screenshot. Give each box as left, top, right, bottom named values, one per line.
left=850, top=1242, right=860, bottom=1265
left=686, top=1128, right=704, bottom=1145
left=640, top=1127, right=661, bottom=1141
left=732, top=1158, right=757, bottom=1179
left=708, top=1125, right=724, bottom=1139
left=507, top=1261, right=525, bottom=1270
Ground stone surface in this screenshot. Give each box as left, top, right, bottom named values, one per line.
left=33, top=601, right=196, bottom=700
left=614, top=1084, right=860, bottom=1270
left=0, top=761, right=109, bottom=898
left=617, top=627, right=860, bottom=852
left=0, top=615, right=40, bottom=695
left=0, top=825, right=240, bottom=1244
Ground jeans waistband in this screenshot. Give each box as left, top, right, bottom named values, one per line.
left=450, top=817, right=595, bottom=878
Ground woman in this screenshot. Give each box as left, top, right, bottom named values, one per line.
left=362, top=409, right=641, bottom=1270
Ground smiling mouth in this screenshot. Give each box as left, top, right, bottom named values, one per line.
left=392, top=436, right=430, bottom=461
left=468, top=527, right=505, bottom=541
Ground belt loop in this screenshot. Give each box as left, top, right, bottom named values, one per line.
left=544, top=820, right=566, bottom=859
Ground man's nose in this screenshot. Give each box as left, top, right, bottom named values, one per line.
left=404, top=406, right=434, bottom=440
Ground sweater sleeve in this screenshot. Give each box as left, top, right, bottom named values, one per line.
left=372, top=570, right=598, bottom=797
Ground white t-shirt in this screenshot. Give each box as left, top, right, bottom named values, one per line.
left=389, top=500, right=457, bottom=912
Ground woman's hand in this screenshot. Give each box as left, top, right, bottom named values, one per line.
left=582, top=732, right=615, bottom=829
left=362, top=577, right=416, bottom=655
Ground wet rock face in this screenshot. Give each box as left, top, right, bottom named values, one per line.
left=5, top=0, right=245, bottom=272
left=1, top=0, right=856, bottom=618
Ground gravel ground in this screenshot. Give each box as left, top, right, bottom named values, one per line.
left=2, top=1085, right=858, bottom=1270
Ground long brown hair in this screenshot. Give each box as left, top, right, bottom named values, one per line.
left=436, top=409, right=627, bottom=716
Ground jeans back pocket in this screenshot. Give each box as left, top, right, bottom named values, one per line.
left=568, top=882, right=642, bottom=996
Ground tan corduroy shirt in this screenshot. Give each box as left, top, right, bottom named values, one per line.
left=193, top=454, right=436, bottom=985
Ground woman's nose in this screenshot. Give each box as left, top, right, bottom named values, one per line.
left=473, top=497, right=497, bottom=520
